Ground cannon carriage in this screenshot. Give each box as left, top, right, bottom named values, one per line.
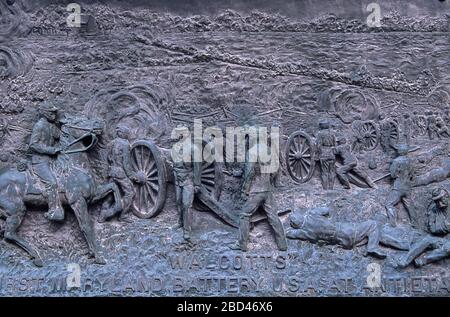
left=84, top=84, right=401, bottom=218
left=127, top=138, right=224, bottom=219
left=284, top=121, right=395, bottom=188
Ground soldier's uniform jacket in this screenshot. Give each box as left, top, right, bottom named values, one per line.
left=426, top=203, right=450, bottom=236
left=171, top=142, right=201, bottom=187
left=379, top=120, right=392, bottom=137
left=107, top=138, right=133, bottom=179
left=242, top=153, right=280, bottom=195
left=334, top=144, right=356, bottom=165
left=427, top=115, right=437, bottom=131
left=29, top=118, right=60, bottom=164
left=390, top=156, right=414, bottom=192
left=436, top=116, right=449, bottom=133
left=316, top=130, right=336, bottom=161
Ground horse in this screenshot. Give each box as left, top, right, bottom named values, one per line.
left=0, top=116, right=122, bottom=266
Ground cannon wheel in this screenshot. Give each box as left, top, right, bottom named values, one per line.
left=358, top=121, right=379, bottom=151
left=194, top=141, right=223, bottom=211
left=200, top=160, right=223, bottom=199
left=387, top=121, right=399, bottom=146
left=130, top=140, right=167, bottom=218
left=416, top=116, right=427, bottom=135
left=285, top=131, right=315, bottom=183
left=427, top=88, right=449, bottom=110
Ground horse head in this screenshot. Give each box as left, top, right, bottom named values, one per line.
left=59, top=116, right=104, bottom=154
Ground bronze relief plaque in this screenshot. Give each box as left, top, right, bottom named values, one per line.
left=0, top=0, right=449, bottom=297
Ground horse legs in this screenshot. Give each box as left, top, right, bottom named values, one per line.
left=92, top=182, right=121, bottom=207
left=69, top=197, right=106, bottom=265
left=2, top=204, right=43, bottom=267
left=92, top=182, right=123, bottom=222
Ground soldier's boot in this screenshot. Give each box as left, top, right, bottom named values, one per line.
left=183, top=230, right=193, bottom=243
left=396, top=255, right=410, bottom=268
left=275, top=237, right=288, bottom=252
left=228, top=242, right=247, bottom=251
left=98, top=207, right=119, bottom=223
left=44, top=186, right=64, bottom=222
left=414, top=257, right=427, bottom=267
left=118, top=213, right=133, bottom=223
left=385, top=205, right=397, bottom=227
left=336, top=169, right=351, bottom=189
left=363, top=174, right=377, bottom=189
left=367, top=179, right=377, bottom=189
left=229, top=215, right=250, bottom=251
left=118, top=198, right=133, bottom=223
left=366, top=247, right=387, bottom=259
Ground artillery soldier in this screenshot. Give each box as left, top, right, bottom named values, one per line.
left=397, top=187, right=449, bottom=267
left=426, top=187, right=450, bottom=236
left=443, top=108, right=450, bottom=126
left=379, top=114, right=396, bottom=155
left=426, top=111, right=438, bottom=140
left=412, top=111, right=427, bottom=136
left=384, top=144, right=417, bottom=227
left=99, top=124, right=136, bottom=222
left=402, top=113, right=412, bottom=144
left=435, top=113, right=450, bottom=138
left=229, top=142, right=287, bottom=251
left=29, top=102, right=64, bottom=221
left=334, top=136, right=376, bottom=189
left=316, top=119, right=336, bottom=190
left=170, top=128, right=201, bottom=243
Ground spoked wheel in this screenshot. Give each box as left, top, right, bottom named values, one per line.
left=427, top=88, right=449, bottom=110
left=387, top=121, right=399, bottom=146
left=130, top=140, right=167, bottom=218
left=200, top=160, right=223, bottom=200
left=194, top=141, right=223, bottom=211
left=416, top=116, right=427, bottom=136
left=285, top=131, right=315, bottom=183
left=354, top=120, right=379, bottom=151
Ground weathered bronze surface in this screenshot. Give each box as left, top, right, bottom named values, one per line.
left=0, top=0, right=449, bottom=296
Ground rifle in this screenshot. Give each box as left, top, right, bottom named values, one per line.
left=373, top=172, right=391, bottom=183
left=373, top=146, right=421, bottom=183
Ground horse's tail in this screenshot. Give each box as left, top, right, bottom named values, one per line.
left=0, top=168, right=27, bottom=194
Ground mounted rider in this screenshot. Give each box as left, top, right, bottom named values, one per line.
left=29, top=102, right=64, bottom=221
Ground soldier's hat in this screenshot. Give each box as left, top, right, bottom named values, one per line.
left=318, top=119, right=331, bottom=129
left=170, top=126, right=190, bottom=141
left=39, top=102, right=58, bottom=112
left=115, top=123, right=131, bottom=133
left=336, top=136, right=347, bottom=144
left=393, top=143, right=409, bottom=155
left=432, top=188, right=448, bottom=201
